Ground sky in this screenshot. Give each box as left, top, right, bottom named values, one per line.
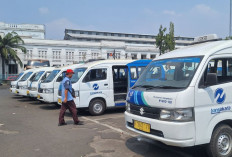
left=0, top=0, right=230, bottom=40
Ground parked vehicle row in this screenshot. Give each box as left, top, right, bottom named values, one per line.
left=10, top=59, right=152, bottom=116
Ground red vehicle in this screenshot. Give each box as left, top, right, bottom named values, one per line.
left=6, top=75, right=18, bottom=81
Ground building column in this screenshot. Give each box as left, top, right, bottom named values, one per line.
left=147, top=53, right=151, bottom=59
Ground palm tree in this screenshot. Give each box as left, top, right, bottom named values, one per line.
left=0, top=32, right=26, bottom=77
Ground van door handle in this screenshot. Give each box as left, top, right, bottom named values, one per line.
left=104, top=84, right=108, bottom=86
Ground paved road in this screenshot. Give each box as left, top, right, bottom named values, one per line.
left=0, top=86, right=208, bottom=157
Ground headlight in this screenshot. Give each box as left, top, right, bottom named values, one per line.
left=43, top=88, right=54, bottom=93
left=160, top=108, right=194, bottom=122
left=126, top=102, right=131, bottom=113
left=75, top=91, right=79, bottom=97
left=19, top=85, right=28, bottom=89
left=31, top=87, right=37, bottom=91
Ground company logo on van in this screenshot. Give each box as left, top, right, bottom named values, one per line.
left=215, top=88, right=226, bottom=104
left=93, top=83, right=99, bottom=90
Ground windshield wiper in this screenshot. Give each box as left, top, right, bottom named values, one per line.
left=153, top=86, right=184, bottom=89
left=132, top=85, right=156, bottom=89
left=132, top=85, right=184, bottom=90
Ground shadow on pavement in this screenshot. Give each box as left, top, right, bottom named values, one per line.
left=29, top=101, right=45, bottom=105
left=77, top=107, right=125, bottom=117
left=125, top=137, right=208, bottom=157
left=39, top=104, right=60, bottom=110
left=11, top=96, right=25, bottom=99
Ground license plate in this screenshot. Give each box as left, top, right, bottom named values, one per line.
left=134, top=120, right=150, bottom=133
left=37, top=94, right=40, bottom=99
left=58, top=98, right=62, bottom=104
left=27, top=90, right=29, bottom=95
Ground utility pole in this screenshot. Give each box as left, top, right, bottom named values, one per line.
left=113, top=49, right=116, bottom=60
left=230, top=0, right=232, bottom=37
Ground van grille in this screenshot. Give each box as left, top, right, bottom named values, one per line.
left=130, top=103, right=160, bottom=119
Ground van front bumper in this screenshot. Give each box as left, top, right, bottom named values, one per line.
left=125, top=111, right=195, bottom=147
left=18, top=89, right=29, bottom=96
left=29, top=90, right=38, bottom=98
left=10, top=88, right=16, bottom=94
left=37, top=93, right=54, bottom=103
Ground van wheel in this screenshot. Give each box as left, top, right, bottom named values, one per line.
left=89, top=99, right=106, bottom=116
left=207, top=124, right=232, bottom=157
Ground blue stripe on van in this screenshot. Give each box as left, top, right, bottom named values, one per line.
left=115, top=102, right=126, bottom=106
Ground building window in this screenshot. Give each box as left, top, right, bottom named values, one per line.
left=150, top=54, right=156, bottom=59
left=52, top=50, right=61, bottom=60
left=66, top=50, right=74, bottom=60
left=131, top=54, right=137, bottom=59
left=25, top=49, right=33, bottom=59
left=38, top=50, right=47, bottom=59
left=141, top=54, right=147, bottom=59
left=79, top=51, right=87, bottom=61
left=91, top=50, right=100, bottom=59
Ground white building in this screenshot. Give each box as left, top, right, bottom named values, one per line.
left=0, top=23, right=194, bottom=75
left=0, top=22, right=45, bottom=39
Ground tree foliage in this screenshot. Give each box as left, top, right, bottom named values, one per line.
left=0, top=32, right=27, bottom=75
left=225, top=36, right=232, bottom=40
left=155, top=22, right=175, bottom=55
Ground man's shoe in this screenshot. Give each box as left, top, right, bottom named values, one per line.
left=58, top=123, right=67, bottom=126
left=74, top=121, right=84, bottom=125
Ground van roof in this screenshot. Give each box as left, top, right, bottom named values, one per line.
left=127, top=59, right=152, bottom=66
left=78, top=60, right=132, bottom=68
left=53, top=64, right=82, bottom=70
left=156, top=40, right=232, bottom=60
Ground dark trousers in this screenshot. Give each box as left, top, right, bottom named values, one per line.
left=59, top=100, right=79, bottom=124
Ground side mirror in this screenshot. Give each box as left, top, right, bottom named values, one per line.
left=205, top=73, right=217, bottom=87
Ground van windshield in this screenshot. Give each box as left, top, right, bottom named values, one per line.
left=71, top=68, right=87, bottom=83
left=15, top=72, right=24, bottom=81
left=33, top=71, right=45, bottom=82
left=134, top=57, right=202, bottom=89
left=20, top=72, right=33, bottom=81
left=43, top=70, right=60, bottom=83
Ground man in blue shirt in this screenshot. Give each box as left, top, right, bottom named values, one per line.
left=58, top=69, right=83, bottom=126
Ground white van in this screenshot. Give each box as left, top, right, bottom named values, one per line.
left=16, top=68, right=42, bottom=96
left=125, top=35, right=232, bottom=157
left=57, top=60, right=131, bottom=115
left=37, top=64, right=79, bottom=103
left=28, top=67, right=55, bottom=98
left=10, top=71, right=26, bottom=94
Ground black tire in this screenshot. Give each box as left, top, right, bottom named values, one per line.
left=89, top=99, right=106, bottom=116
left=207, top=124, right=232, bottom=157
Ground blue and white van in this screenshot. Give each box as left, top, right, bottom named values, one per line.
left=10, top=71, right=26, bottom=94
left=57, top=60, right=131, bottom=115
left=125, top=34, right=232, bottom=157
left=28, top=67, right=55, bottom=98
left=16, top=68, right=42, bottom=96
left=127, top=59, right=152, bottom=88
left=37, top=65, right=79, bottom=103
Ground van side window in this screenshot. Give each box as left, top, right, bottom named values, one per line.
left=138, top=66, right=145, bottom=77
left=84, top=68, right=107, bottom=82
left=130, top=67, right=137, bottom=79
left=29, top=73, right=36, bottom=81
left=201, top=58, right=232, bottom=86
left=56, top=72, right=66, bottom=82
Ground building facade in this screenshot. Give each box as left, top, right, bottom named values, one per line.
left=0, top=22, right=194, bottom=75
left=0, top=22, right=45, bottom=39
